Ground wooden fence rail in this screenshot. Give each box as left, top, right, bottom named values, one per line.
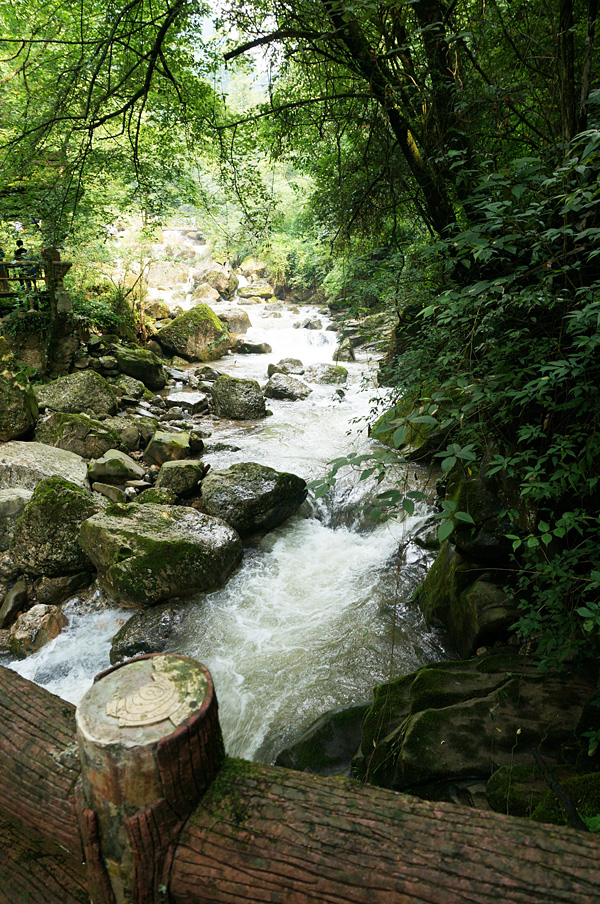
left=0, top=655, right=599, bottom=904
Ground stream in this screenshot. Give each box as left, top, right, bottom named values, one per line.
left=7, top=277, right=447, bottom=765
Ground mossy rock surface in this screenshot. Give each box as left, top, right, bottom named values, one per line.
left=155, top=304, right=230, bottom=362
left=155, top=460, right=205, bottom=497
left=531, top=773, right=600, bottom=827
left=275, top=703, right=370, bottom=776
left=144, top=431, right=192, bottom=466
left=354, top=650, right=595, bottom=795
left=112, top=345, right=167, bottom=390
left=35, top=370, right=118, bottom=416
left=304, top=364, right=348, bottom=385
left=79, top=502, right=243, bottom=606
left=110, top=602, right=185, bottom=664
left=137, top=486, right=178, bottom=505
left=210, top=375, right=266, bottom=420
left=35, top=412, right=122, bottom=459
left=0, top=339, right=38, bottom=442
left=200, top=462, right=307, bottom=536
left=10, top=476, right=101, bottom=577
left=485, top=763, right=578, bottom=818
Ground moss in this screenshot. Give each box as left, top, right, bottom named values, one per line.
left=360, top=673, right=414, bottom=753
left=531, top=773, right=600, bottom=826
left=485, top=764, right=579, bottom=817
left=409, top=666, right=509, bottom=712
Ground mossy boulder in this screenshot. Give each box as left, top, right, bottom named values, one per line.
left=0, top=337, right=39, bottom=441
left=155, top=304, right=230, bottom=361
left=10, top=476, right=101, bottom=576
left=111, top=374, right=146, bottom=400
left=137, top=487, right=178, bottom=505
left=353, top=651, right=594, bottom=796
left=304, top=364, right=348, bottom=384
left=200, top=462, right=307, bottom=537
left=445, top=468, right=512, bottom=565
left=35, top=370, right=118, bottom=416
left=275, top=703, right=370, bottom=776
left=413, top=540, right=518, bottom=657
left=87, top=449, right=146, bottom=485
left=79, top=502, right=243, bottom=606
left=531, top=773, right=600, bottom=827
left=237, top=282, right=274, bottom=299
left=485, top=763, right=578, bottom=818
left=155, top=460, right=206, bottom=497
left=210, top=375, right=266, bottom=420
left=144, top=431, right=192, bottom=466
left=201, top=268, right=239, bottom=299
left=112, top=345, right=167, bottom=390
left=35, top=412, right=123, bottom=459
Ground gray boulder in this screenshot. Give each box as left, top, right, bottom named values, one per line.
left=111, top=374, right=146, bottom=400
left=267, top=358, right=305, bottom=377
left=155, top=460, right=206, bottom=497
left=264, top=373, right=312, bottom=401
left=305, top=364, right=348, bottom=384
left=275, top=703, right=370, bottom=777
left=231, top=339, right=272, bottom=355
left=35, top=412, right=123, bottom=459
left=155, top=304, right=230, bottom=361
left=201, top=268, right=238, bottom=299
left=201, top=462, right=307, bottom=537
left=216, top=307, right=251, bottom=335
left=0, top=489, right=33, bottom=551
left=79, top=503, right=243, bottom=606
left=0, top=338, right=38, bottom=441
left=0, top=442, right=89, bottom=490
left=211, top=376, right=266, bottom=420
left=144, top=431, right=192, bottom=466
left=110, top=603, right=185, bottom=664
left=10, top=477, right=101, bottom=577
left=88, top=450, right=146, bottom=486
left=237, top=282, right=273, bottom=299
left=35, top=370, right=118, bottom=416
left=112, top=346, right=167, bottom=390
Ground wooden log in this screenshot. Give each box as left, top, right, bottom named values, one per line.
left=76, top=653, right=224, bottom=904
left=170, top=757, right=600, bottom=904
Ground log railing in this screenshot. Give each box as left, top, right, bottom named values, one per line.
left=0, top=655, right=599, bottom=904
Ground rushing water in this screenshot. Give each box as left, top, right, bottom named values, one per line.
left=7, top=283, right=446, bottom=763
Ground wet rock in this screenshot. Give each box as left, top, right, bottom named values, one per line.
left=35, top=412, right=123, bottom=459
left=10, top=477, right=101, bottom=577
left=165, top=392, right=209, bottom=415
left=111, top=374, right=146, bottom=400
left=35, top=370, right=118, bottom=416
left=201, top=461, right=307, bottom=537
left=333, top=342, right=356, bottom=363
left=231, top=339, right=272, bottom=355
left=155, top=304, right=230, bottom=362
left=216, top=307, right=251, bottom=335
left=194, top=365, right=222, bottom=382
left=267, top=358, right=305, bottom=377
left=143, top=430, right=193, bottom=466
left=79, top=503, right=243, bottom=606
left=110, top=603, right=186, bottom=664
left=0, top=337, right=38, bottom=441
left=200, top=268, right=238, bottom=300
left=155, top=460, right=206, bottom=497
left=0, top=488, right=33, bottom=551
left=295, top=317, right=322, bottom=330
left=34, top=571, right=93, bottom=605
left=92, top=482, right=128, bottom=504
left=211, top=375, right=266, bottom=420
left=305, top=364, right=348, bottom=384
left=0, top=442, right=89, bottom=490
left=112, top=345, right=167, bottom=391
left=191, top=283, right=220, bottom=303
left=88, top=450, right=146, bottom=486
left=145, top=300, right=171, bottom=321
left=275, top=703, right=369, bottom=777
left=137, top=487, right=178, bottom=505
left=0, top=579, right=28, bottom=628
left=9, top=603, right=68, bottom=657
left=353, top=650, right=594, bottom=798
left=237, top=282, right=274, bottom=299
left=264, top=373, right=312, bottom=401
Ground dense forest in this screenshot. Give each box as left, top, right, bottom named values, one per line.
left=1, top=0, right=600, bottom=799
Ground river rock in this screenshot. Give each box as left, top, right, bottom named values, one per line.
left=0, top=579, right=28, bottom=629
left=0, top=442, right=89, bottom=490
left=191, top=283, right=220, bottom=303
left=88, top=450, right=146, bottom=486
left=231, top=338, right=272, bottom=355
left=264, top=373, right=312, bottom=401
left=216, top=307, right=251, bottom=335
left=145, top=300, right=171, bottom=321
left=0, top=338, right=38, bottom=441
left=112, top=346, right=167, bottom=391
left=137, top=487, right=178, bottom=505
left=237, top=282, right=274, bottom=299
left=155, top=304, right=230, bottom=361
left=146, top=260, right=190, bottom=288
left=211, top=376, right=266, bottom=420
left=414, top=540, right=518, bottom=658
left=79, top=503, right=243, bottom=606
left=267, top=358, right=305, bottom=377
left=92, top=483, right=128, bottom=504
left=35, top=370, right=118, bottom=416
left=333, top=342, right=356, bottom=363
left=35, top=412, right=123, bottom=460
left=296, top=317, right=322, bottom=330
left=10, top=477, right=101, bottom=577
left=353, top=650, right=594, bottom=799
left=165, top=392, right=209, bottom=416
left=34, top=571, right=93, bottom=605
left=111, top=374, right=146, bottom=400
left=144, top=430, right=192, bottom=466
left=305, top=364, right=348, bottom=384
left=201, top=462, right=307, bottom=536
left=109, top=603, right=186, bottom=664
left=275, top=703, right=370, bottom=776
left=8, top=603, right=68, bottom=658
left=155, top=460, right=206, bottom=497
left=0, top=489, right=33, bottom=551
left=198, top=268, right=238, bottom=299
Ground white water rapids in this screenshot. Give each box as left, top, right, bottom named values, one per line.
left=7, top=292, right=447, bottom=763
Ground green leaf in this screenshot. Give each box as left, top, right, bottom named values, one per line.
left=392, top=426, right=408, bottom=447
left=438, top=520, right=454, bottom=542
left=402, top=498, right=415, bottom=516
left=455, top=511, right=475, bottom=524
left=441, top=456, right=457, bottom=472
